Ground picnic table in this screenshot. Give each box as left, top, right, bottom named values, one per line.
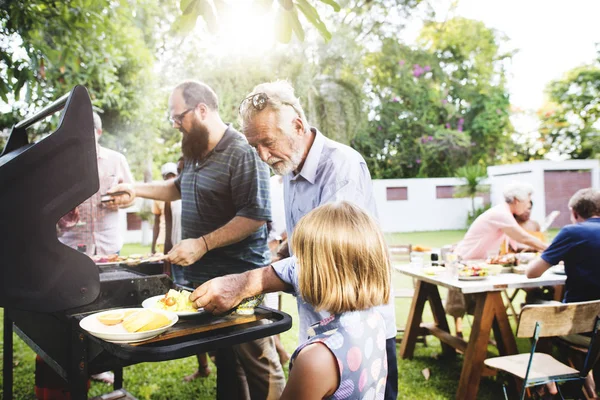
left=396, top=264, right=566, bottom=400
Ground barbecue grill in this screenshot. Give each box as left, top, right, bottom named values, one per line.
left=1, top=86, right=292, bottom=399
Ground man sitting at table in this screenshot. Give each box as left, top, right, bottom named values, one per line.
left=526, top=187, right=600, bottom=400
left=447, top=181, right=548, bottom=336
left=526, top=188, right=600, bottom=301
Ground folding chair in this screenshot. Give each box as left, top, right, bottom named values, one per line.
left=484, top=300, right=600, bottom=400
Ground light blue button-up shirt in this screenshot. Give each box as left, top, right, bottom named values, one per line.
left=272, top=128, right=396, bottom=342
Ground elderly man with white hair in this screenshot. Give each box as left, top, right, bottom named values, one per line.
left=454, top=181, right=548, bottom=259
left=190, top=80, right=399, bottom=400
left=447, top=181, right=548, bottom=336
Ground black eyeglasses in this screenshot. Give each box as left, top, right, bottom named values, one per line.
left=239, top=92, right=269, bottom=114
left=169, top=107, right=195, bottom=125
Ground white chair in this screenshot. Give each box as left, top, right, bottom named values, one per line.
left=484, top=300, right=600, bottom=400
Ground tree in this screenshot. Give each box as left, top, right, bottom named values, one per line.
left=454, top=164, right=488, bottom=222
left=174, top=0, right=341, bottom=43
left=0, top=0, right=174, bottom=179
left=353, top=17, right=514, bottom=179
left=538, top=59, right=600, bottom=160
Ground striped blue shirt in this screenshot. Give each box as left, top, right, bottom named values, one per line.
left=174, top=126, right=271, bottom=284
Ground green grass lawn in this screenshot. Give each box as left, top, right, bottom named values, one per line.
left=0, top=232, right=559, bottom=399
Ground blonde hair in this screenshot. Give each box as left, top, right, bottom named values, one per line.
left=292, top=201, right=391, bottom=314
left=239, top=80, right=310, bottom=135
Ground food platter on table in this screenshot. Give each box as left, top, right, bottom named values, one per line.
left=458, top=263, right=488, bottom=281
left=79, top=308, right=178, bottom=343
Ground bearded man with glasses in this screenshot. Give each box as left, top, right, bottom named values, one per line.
left=109, top=80, right=285, bottom=399
left=191, top=80, right=399, bottom=400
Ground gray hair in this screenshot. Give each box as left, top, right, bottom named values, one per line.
left=92, top=112, right=102, bottom=131
left=568, top=188, right=600, bottom=219
left=503, top=181, right=534, bottom=203
left=239, top=80, right=310, bottom=134
left=174, top=81, right=219, bottom=111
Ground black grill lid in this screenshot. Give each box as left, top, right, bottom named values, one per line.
left=0, top=85, right=101, bottom=312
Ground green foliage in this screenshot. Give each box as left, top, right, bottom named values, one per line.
left=467, top=203, right=491, bottom=226
left=0, top=0, right=175, bottom=179
left=538, top=56, right=600, bottom=160
left=454, top=164, right=489, bottom=220
left=353, top=17, right=513, bottom=179
left=174, top=0, right=340, bottom=42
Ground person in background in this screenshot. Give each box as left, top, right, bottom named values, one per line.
left=281, top=201, right=389, bottom=399
left=58, top=111, right=134, bottom=257
left=526, top=188, right=600, bottom=300
left=526, top=188, right=600, bottom=398
left=169, top=157, right=190, bottom=287
left=447, top=182, right=548, bottom=337
left=189, top=80, right=398, bottom=400
left=151, top=162, right=178, bottom=255
left=56, top=111, right=133, bottom=386
left=108, top=81, right=284, bottom=398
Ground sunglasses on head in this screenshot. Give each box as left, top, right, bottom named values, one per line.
left=239, top=92, right=269, bottom=114
left=238, top=92, right=302, bottom=120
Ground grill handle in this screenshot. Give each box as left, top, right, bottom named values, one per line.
left=14, top=92, right=70, bottom=130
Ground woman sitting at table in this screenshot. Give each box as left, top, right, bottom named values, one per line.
left=447, top=181, right=548, bottom=337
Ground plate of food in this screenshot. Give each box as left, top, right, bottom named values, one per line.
left=142, top=289, right=202, bottom=316
left=458, top=264, right=489, bottom=281
left=487, top=253, right=518, bottom=267
left=79, top=308, right=178, bottom=343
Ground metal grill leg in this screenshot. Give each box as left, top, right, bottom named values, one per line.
left=3, top=312, right=14, bottom=399
left=114, top=367, right=123, bottom=390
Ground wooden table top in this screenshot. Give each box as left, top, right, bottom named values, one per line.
left=395, top=264, right=565, bottom=294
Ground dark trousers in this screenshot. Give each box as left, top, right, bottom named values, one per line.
left=386, top=337, right=399, bottom=400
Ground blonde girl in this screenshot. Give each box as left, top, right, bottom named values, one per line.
left=281, top=201, right=391, bottom=400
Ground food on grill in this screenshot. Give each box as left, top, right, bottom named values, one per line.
left=91, top=254, right=126, bottom=263
left=91, top=253, right=165, bottom=265
left=97, top=311, right=125, bottom=326
left=459, top=264, right=488, bottom=277
left=155, top=289, right=196, bottom=313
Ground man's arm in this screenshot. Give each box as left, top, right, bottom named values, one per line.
left=526, top=257, right=552, bottom=278
left=502, top=225, right=547, bottom=252
left=190, top=265, right=291, bottom=314
left=167, top=216, right=265, bottom=266
left=108, top=179, right=181, bottom=206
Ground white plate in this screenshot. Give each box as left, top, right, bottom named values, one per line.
left=141, top=295, right=203, bottom=316
left=79, top=308, right=178, bottom=343
left=458, top=275, right=488, bottom=281
left=550, top=265, right=566, bottom=275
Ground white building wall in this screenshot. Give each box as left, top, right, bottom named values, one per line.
left=117, top=160, right=600, bottom=239
left=372, top=177, right=484, bottom=233
left=487, top=159, right=600, bottom=224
